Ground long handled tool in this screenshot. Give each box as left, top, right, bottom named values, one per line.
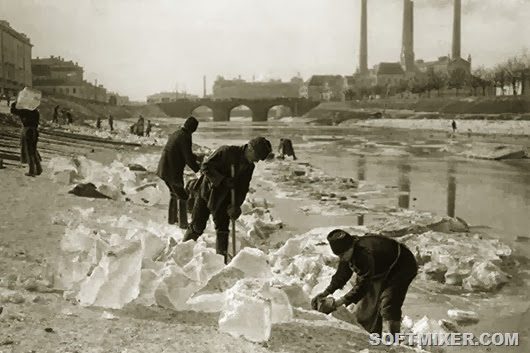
left=230, top=164, right=237, bottom=258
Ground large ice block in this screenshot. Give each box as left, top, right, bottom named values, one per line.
left=218, top=279, right=272, bottom=342
left=77, top=240, right=143, bottom=309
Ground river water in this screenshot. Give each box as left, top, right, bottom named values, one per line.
left=157, top=118, right=530, bottom=351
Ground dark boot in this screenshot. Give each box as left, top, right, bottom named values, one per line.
left=382, top=320, right=401, bottom=335
left=177, top=199, right=188, bottom=229
left=168, top=197, right=177, bottom=225
left=183, top=227, right=201, bottom=242
left=216, top=231, right=230, bottom=264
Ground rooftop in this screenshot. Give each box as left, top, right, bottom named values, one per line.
left=0, top=20, right=32, bottom=45
left=376, top=62, right=405, bottom=75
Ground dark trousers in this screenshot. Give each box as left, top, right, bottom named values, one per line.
left=165, top=182, right=188, bottom=228
left=184, top=196, right=230, bottom=255
left=21, top=127, right=42, bottom=176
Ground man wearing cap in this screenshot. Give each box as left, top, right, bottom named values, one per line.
left=157, top=116, right=201, bottom=228
left=311, top=229, right=418, bottom=335
left=183, top=136, right=272, bottom=263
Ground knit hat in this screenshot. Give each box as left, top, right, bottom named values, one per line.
left=249, top=137, right=272, bottom=161
left=327, top=229, right=355, bottom=255
left=183, top=116, right=199, bottom=132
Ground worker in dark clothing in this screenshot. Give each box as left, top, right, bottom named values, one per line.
left=157, top=116, right=201, bottom=228
left=136, top=116, right=145, bottom=136
left=451, top=120, right=457, bottom=134
left=96, top=117, right=102, bottom=129
left=183, top=137, right=272, bottom=263
left=146, top=120, right=152, bottom=137
left=311, top=229, right=418, bottom=335
left=52, top=105, right=60, bottom=123
left=278, top=138, right=297, bottom=160
left=108, top=114, right=114, bottom=131
left=10, top=102, right=42, bottom=177
left=66, top=111, right=73, bottom=124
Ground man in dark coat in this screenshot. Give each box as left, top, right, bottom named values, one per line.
left=136, top=116, right=145, bottom=136
left=10, top=102, right=42, bottom=177
left=157, top=116, right=201, bottom=228
left=278, top=138, right=297, bottom=160
left=146, top=120, right=152, bottom=137
left=53, top=105, right=60, bottom=123
left=183, top=137, right=272, bottom=263
left=96, top=117, right=102, bottom=129
left=311, top=229, right=418, bottom=335
left=108, top=114, right=114, bottom=131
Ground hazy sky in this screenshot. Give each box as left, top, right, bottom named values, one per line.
left=1, top=0, right=529, bottom=100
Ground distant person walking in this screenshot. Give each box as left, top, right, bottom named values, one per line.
left=52, top=105, right=60, bottom=123
left=451, top=120, right=457, bottom=134
left=6, top=93, right=11, bottom=107
left=108, top=114, right=114, bottom=131
left=146, top=120, right=152, bottom=137
left=10, top=102, right=42, bottom=177
left=96, top=117, right=101, bottom=129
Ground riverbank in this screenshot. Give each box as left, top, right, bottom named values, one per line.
left=1, top=119, right=529, bottom=352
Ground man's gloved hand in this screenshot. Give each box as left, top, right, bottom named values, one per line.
left=311, top=291, right=329, bottom=310
left=227, top=206, right=241, bottom=220
left=222, top=177, right=236, bottom=188
left=317, top=297, right=337, bottom=314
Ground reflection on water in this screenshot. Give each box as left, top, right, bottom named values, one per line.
left=398, top=161, right=411, bottom=209
left=447, top=161, right=457, bottom=218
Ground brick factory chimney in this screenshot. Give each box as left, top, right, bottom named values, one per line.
left=452, top=0, right=461, bottom=59
left=359, top=0, right=368, bottom=74
left=400, top=0, right=415, bottom=72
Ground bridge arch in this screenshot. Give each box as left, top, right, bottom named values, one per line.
left=190, top=105, right=214, bottom=121
left=266, top=104, right=293, bottom=120
left=228, top=104, right=253, bottom=122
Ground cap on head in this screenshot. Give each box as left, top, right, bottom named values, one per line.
left=327, top=229, right=354, bottom=255
left=184, top=116, right=199, bottom=132
left=249, top=136, right=272, bottom=161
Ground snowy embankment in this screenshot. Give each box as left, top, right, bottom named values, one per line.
left=345, top=118, right=530, bottom=137
left=46, top=153, right=516, bottom=349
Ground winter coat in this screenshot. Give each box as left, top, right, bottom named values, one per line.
left=156, top=127, right=200, bottom=186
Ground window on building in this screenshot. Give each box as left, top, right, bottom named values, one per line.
left=73, top=88, right=76, bottom=94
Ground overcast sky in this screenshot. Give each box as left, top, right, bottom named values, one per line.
left=1, top=0, right=529, bottom=100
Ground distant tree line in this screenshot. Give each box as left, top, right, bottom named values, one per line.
left=344, top=50, right=530, bottom=100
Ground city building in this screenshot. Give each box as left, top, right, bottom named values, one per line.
left=32, top=56, right=108, bottom=103
left=307, top=75, right=347, bottom=101
left=146, top=91, right=198, bottom=103
left=353, top=0, right=471, bottom=94
left=212, top=76, right=304, bottom=99
left=107, top=91, right=130, bottom=106
left=0, top=20, right=32, bottom=97
left=374, top=63, right=406, bottom=86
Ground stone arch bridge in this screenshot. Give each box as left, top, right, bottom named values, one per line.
left=157, top=98, right=319, bottom=122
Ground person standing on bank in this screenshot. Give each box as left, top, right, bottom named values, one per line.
left=108, top=114, right=114, bottom=131
left=96, top=117, right=101, bottom=129
left=136, top=115, right=145, bottom=136
left=183, top=137, right=272, bottom=263
left=52, top=105, right=60, bottom=123
left=451, top=120, right=457, bottom=134
left=157, top=116, right=201, bottom=228
left=10, top=102, right=42, bottom=177
left=145, top=120, right=152, bottom=137
left=311, top=229, right=418, bottom=335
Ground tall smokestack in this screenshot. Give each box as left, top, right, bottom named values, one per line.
left=359, top=0, right=368, bottom=74
left=400, top=0, right=415, bottom=72
left=203, top=75, right=207, bottom=97
left=452, top=0, right=461, bottom=59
